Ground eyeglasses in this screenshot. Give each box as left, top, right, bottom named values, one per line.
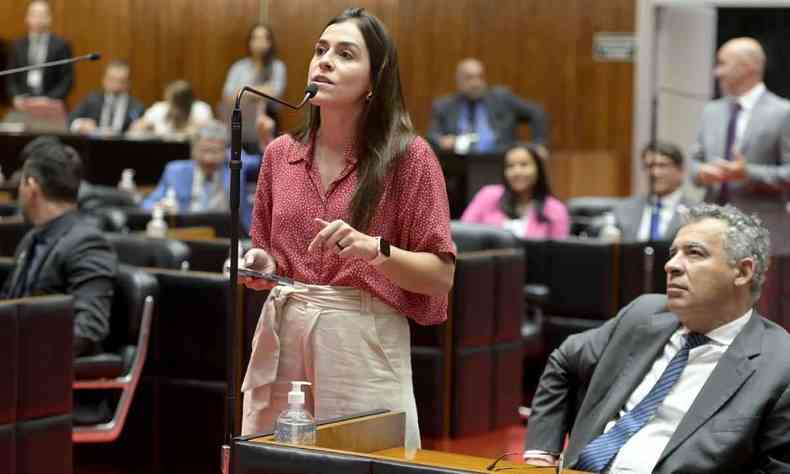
left=487, top=451, right=565, bottom=473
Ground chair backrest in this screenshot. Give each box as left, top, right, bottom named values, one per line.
left=450, top=221, right=518, bottom=252
left=146, top=269, right=232, bottom=380
left=105, top=265, right=159, bottom=353
left=618, top=240, right=671, bottom=308
left=78, top=183, right=137, bottom=212
left=106, top=233, right=191, bottom=270
left=0, top=294, right=74, bottom=474
left=541, top=237, right=619, bottom=320
left=0, top=221, right=32, bottom=258
left=567, top=196, right=623, bottom=237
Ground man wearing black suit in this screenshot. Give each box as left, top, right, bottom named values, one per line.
left=428, top=58, right=548, bottom=155
left=6, top=0, right=74, bottom=108
left=0, top=137, right=117, bottom=357
left=524, top=204, right=790, bottom=473
left=69, top=60, right=145, bottom=134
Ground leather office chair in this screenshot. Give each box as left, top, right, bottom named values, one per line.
left=106, top=233, right=191, bottom=270
left=72, top=265, right=159, bottom=443
left=567, top=196, right=623, bottom=237
left=450, top=221, right=519, bottom=252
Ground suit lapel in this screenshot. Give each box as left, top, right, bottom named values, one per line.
left=655, top=313, right=762, bottom=466
left=568, top=314, right=678, bottom=462
left=27, top=214, right=78, bottom=292
left=739, top=92, right=770, bottom=157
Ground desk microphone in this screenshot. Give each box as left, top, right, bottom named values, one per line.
left=234, top=82, right=318, bottom=110
left=0, top=53, right=101, bottom=77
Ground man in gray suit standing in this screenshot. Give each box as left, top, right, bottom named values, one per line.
left=608, top=141, right=697, bottom=242
left=523, top=204, right=790, bottom=473
left=690, top=37, right=790, bottom=243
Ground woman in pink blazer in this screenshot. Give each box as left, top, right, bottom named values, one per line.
left=461, top=144, right=570, bottom=239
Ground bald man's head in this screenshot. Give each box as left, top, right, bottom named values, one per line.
left=456, top=58, right=487, bottom=100
left=715, top=37, right=766, bottom=97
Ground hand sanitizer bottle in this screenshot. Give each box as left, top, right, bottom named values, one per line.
left=274, top=381, right=316, bottom=445
left=146, top=206, right=168, bottom=238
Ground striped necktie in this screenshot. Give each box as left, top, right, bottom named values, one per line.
left=575, top=332, right=710, bottom=472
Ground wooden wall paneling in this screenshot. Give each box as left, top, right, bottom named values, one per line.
left=1, top=0, right=635, bottom=197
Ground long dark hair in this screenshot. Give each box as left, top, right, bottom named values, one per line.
left=499, top=144, right=553, bottom=223
left=248, top=23, right=277, bottom=82
left=293, top=8, right=415, bottom=232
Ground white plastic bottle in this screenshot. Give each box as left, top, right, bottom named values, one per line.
left=0, top=165, right=5, bottom=186
left=118, top=168, right=141, bottom=203
left=162, top=187, right=179, bottom=215
left=274, top=381, right=316, bottom=445
left=146, top=206, right=168, bottom=238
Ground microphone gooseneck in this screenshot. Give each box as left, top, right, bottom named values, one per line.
left=0, top=52, right=101, bottom=77
left=234, top=83, right=318, bottom=111
left=224, top=82, right=318, bottom=454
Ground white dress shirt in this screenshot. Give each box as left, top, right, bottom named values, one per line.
left=733, top=82, right=766, bottom=154
left=635, top=188, right=684, bottom=241
left=605, top=310, right=752, bottom=473
left=26, top=33, right=49, bottom=92
left=100, top=93, right=130, bottom=133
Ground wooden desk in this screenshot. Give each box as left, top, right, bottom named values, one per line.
left=239, top=411, right=588, bottom=474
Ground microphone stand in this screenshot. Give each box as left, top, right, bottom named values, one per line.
left=0, top=52, right=101, bottom=77
left=222, top=84, right=316, bottom=474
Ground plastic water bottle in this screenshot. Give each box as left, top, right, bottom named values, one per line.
left=118, top=168, right=140, bottom=203
left=162, top=187, right=179, bottom=215
left=146, top=206, right=168, bottom=238
left=274, top=381, right=316, bottom=445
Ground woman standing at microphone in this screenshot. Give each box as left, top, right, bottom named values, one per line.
left=239, top=8, right=455, bottom=452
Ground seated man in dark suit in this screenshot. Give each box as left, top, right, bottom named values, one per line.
left=524, top=204, right=790, bottom=473
left=605, top=141, right=698, bottom=242
left=6, top=0, right=74, bottom=110
left=69, top=59, right=145, bottom=135
left=428, top=58, right=548, bottom=155
left=0, top=137, right=117, bottom=357
left=142, top=120, right=259, bottom=232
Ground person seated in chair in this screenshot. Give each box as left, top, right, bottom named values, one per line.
left=605, top=141, right=698, bottom=242
left=69, top=59, right=145, bottom=135
left=141, top=120, right=259, bottom=232
left=428, top=58, right=548, bottom=155
left=460, top=143, right=569, bottom=239
left=0, top=137, right=118, bottom=357
left=524, top=204, right=790, bottom=473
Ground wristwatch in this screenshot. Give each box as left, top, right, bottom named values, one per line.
left=369, top=236, right=391, bottom=266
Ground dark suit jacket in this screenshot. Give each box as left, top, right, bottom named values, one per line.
left=0, top=211, right=117, bottom=352
left=68, top=91, right=146, bottom=132
left=525, top=294, right=790, bottom=473
left=612, top=192, right=697, bottom=242
left=6, top=34, right=74, bottom=99
left=428, top=86, right=548, bottom=152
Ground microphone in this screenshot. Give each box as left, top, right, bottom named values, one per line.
left=222, top=82, right=318, bottom=450
left=234, top=83, right=318, bottom=111
left=0, top=52, right=101, bottom=77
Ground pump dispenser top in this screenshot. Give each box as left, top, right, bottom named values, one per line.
left=274, top=381, right=316, bottom=445
left=288, top=381, right=311, bottom=405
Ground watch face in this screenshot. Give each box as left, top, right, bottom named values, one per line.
left=380, top=238, right=391, bottom=257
